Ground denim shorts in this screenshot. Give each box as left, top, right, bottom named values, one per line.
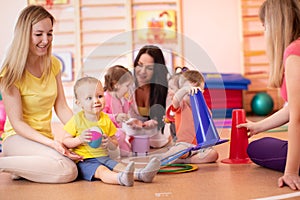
left=77, top=156, right=118, bottom=181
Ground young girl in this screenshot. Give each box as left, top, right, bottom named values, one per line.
left=63, top=77, right=161, bottom=187
left=103, top=65, right=133, bottom=157
left=162, top=70, right=219, bottom=164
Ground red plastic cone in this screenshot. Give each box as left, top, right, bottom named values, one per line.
left=221, top=109, right=251, bottom=164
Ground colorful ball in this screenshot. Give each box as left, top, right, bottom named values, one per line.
left=0, top=101, right=6, bottom=132
left=251, top=92, right=274, bottom=116
left=88, top=127, right=103, bottom=148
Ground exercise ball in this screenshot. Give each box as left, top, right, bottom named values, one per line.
left=251, top=92, right=274, bottom=116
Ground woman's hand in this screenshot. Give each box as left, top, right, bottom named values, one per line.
left=125, top=118, right=157, bottom=129
left=236, top=120, right=259, bottom=138
left=143, top=119, right=158, bottom=129
left=116, top=113, right=130, bottom=123
left=64, top=149, right=83, bottom=161
left=278, top=173, right=300, bottom=190
left=126, top=118, right=143, bottom=129
left=52, top=140, right=83, bottom=161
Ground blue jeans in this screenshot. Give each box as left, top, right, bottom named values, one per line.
left=77, top=156, right=118, bottom=181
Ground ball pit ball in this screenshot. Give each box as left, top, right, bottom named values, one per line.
left=251, top=92, right=274, bottom=116
left=88, top=127, right=103, bottom=148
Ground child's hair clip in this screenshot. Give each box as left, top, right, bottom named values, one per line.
left=175, top=66, right=189, bottom=74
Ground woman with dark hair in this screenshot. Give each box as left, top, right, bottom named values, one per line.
left=130, top=45, right=169, bottom=148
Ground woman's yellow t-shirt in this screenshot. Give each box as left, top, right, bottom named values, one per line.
left=2, top=56, right=61, bottom=140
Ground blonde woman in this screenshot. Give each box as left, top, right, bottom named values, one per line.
left=237, top=0, right=300, bottom=190
left=0, top=5, right=81, bottom=183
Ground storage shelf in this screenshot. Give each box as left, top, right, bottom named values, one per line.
left=81, top=29, right=125, bottom=34
left=81, top=16, right=126, bottom=21
left=84, top=42, right=127, bottom=47
left=244, top=62, right=269, bottom=67
left=243, top=50, right=266, bottom=57
left=242, top=15, right=259, bottom=21
left=133, top=2, right=176, bottom=6
left=55, top=31, right=74, bottom=35
left=53, top=44, right=75, bottom=48
left=56, top=18, right=74, bottom=23
left=244, top=73, right=268, bottom=79
left=243, top=31, right=263, bottom=37
left=81, top=3, right=125, bottom=8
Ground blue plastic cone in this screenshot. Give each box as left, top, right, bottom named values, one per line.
left=160, top=91, right=228, bottom=166
left=190, top=91, right=228, bottom=149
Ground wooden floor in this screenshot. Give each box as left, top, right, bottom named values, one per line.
left=1, top=123, right=299, bottom=200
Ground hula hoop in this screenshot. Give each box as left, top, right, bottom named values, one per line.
left=159, top=164, right=198, bottom=173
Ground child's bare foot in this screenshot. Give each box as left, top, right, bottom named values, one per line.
left=175, top=147, right=219, bottom=164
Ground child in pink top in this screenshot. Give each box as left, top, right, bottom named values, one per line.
left=162, top=69, right=218, bottom=164
left=103, top=65, right=133, bottom=157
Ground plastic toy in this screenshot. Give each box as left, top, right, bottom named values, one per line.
left=165, top=106, right=175, bottom=123
left=221, top=109, right=251, bottom=164
left=251, top=92, right=274, bottom=116
left=130, top=135, right=150, bottom=156
left=122, top=119, right=158, bottom=156
left=159, top=163, right=198, bottom=173
left=0, top=93, right=6, bottom=151
left=0, top=93, right=6, bottom=134
left=88, top=127, right=103, bottom=148
left=160, top=92, right=229, bottom=166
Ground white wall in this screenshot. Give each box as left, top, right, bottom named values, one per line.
left=0, top=0, right=242, bottom=73
left=0, top=0, right=27, bottom=63
left=182, top=0, right=242, bottom=73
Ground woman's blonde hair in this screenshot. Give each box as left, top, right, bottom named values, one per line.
left=260, top=0, right=300, bottom=88
left=0, top=5, right=55, bottom=91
